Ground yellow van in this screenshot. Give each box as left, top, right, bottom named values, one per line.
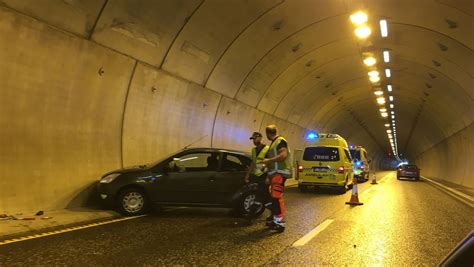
left=296, top=133, right=354, bottom=193
left=349, top=145, right=371, bottom=182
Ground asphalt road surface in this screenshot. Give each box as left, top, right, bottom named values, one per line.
left=1, top=171, right=473, bottom=266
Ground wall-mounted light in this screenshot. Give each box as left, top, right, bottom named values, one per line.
left=355, top=25, right=371, bottom=39
left=363, top=57, right=376, bottom=66
left=370, top=76, right=380, bottom=83
left=350, top=11, right=368, bottom=25
left=368, top=70, right=379, bottom=77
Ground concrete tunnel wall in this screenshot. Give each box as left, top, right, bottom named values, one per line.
left=0, top=1, right=471, bottom=214
left=0, top=4, right=383, bottom=214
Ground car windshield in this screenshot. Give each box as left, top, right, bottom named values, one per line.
left=350, top=149, right=361, bottom=160
left=403, top=165, right=418, bottom=170
left=303, top=147, right=340, bottom=161
left=147, top=151, right=181, bottom=168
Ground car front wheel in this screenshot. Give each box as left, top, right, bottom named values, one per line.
left=238, top=191, right=265, bottom=217
left=117, top=187, right=148, bottom=216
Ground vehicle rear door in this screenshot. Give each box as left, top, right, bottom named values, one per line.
left=153, top=151, right=219, bottom=204
left=212, top=152, right=250, bottom=204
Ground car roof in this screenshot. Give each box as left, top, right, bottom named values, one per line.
left=181, top=147, right=250, bottom=156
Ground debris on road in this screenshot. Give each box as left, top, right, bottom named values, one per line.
left=35, top=211, right=44, bottom=216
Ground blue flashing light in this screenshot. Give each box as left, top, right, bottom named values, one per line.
left=307, top=132, right=319, bottom=140
left=356, top=161, right=362, bottom=167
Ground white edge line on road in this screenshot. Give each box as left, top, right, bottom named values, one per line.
left=0, top=215, right=147, bottom=246
left=421, top=176, right=474, bottom=208
left=292, top=219, right=334, bottom=247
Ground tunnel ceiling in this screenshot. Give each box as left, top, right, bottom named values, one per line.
left=4, top=0, right=472, bottom=160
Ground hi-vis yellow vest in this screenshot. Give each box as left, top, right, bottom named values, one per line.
left=267, top=136, right=293, bottom=178
left=252, top=145, right=269, bottom=176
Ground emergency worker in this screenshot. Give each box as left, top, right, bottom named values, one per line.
left=261, top=125, right=292, bottom=232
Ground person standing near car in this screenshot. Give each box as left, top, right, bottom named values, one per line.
left=261, top=124, right=292, bottom=232
left=244, top=132, right=272, bottom=219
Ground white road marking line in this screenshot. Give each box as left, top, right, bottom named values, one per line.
left=292, top=219, right=334, bottom=247
left=421, top=176, right=474, bottom=208
left=363, top=188, right=372, bottom=195
left=0, top=215, right=147, bottom=246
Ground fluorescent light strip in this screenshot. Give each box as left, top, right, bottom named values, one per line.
left=383, top=50, right=390, bottom=62
left=387, top=84, right=392, bottom=92
left=380, top=20, right=388, bottom=37
left=385, top=69, right=391, bottom=78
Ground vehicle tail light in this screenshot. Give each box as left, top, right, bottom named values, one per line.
left=298, top=165, right=304, bottom=172
left=338, top=166, right=345, bottom=173
left=360, top=165, right=365, bottom=170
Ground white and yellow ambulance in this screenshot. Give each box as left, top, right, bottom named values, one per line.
left=295, top=133, right=354, bottom=193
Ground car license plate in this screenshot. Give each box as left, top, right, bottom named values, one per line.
left=313, top=167, right=328, bottom=172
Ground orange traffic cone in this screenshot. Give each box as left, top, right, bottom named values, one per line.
left=371, top=174, right=378, bottom=184
left=346, top=177, right=363, bottom=206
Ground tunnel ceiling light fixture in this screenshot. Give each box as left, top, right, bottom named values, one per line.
left=387, top=84, right=393, bottom=92
left=389, top=96, right=394, bottom=101
left=379, top=108, right=387, bottom=112
left=384, top=123, right=390, bottom=127
left=380, top=19, right=388, bottom=37
left=374, top=90, right=384, bottom=96
left=376, top=97, right=386, bottom=104
left=355, top=25, right=372, bottom=39
left=383, top=50, right=390, bottom=62
left=392, top=115, right=395, bottom=119
left=363, top=57, right=376, bottom=66
left=368, top=70, right=379, bottom=77
left=370, top=76, right=380, bottom=83
left=381, top=112, right=388, bottom=117
left=350, top=11, right=368, bottom=25
left=387, top=130, right=392, bottom=133
left=390, top=104, right=394, bottom=108
left=385, top=68, right=391, bottom=78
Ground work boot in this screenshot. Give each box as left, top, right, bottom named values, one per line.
left=269, top=216, right=285, bottom=233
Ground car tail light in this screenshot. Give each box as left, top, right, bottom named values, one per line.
left=338, top=166, right=345, bottom=173
left=298, top=165, right=304, bottom=172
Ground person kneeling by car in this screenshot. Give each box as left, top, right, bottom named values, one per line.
left=245, top=132, right=272, bottom=220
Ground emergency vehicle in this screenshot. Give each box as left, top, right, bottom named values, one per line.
left=295, top=133, right=354, bottom=194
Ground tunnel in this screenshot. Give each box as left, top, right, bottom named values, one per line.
left=0, top=0, right=472, bottom=216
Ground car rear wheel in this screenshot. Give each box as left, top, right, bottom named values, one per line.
left=238, top=191, right=264, bottom=217
left=117, top=187, right=148, bottom=216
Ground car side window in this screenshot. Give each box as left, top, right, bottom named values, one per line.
left=167, top=152, right=220, bottom=173
left=343, top=149, right=352, bottom=161
left=221, top=153, right=250, bottom=172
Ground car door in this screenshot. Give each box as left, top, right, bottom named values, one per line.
left=212, top=152, right=250, bottom=204
left=153, top=151, right=220, bottom=204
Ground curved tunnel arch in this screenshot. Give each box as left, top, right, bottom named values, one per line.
left=0, top=0, right=472, bottom=214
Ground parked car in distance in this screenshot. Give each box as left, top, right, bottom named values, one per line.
left=397, top=164, right=420, bottom=180
left=97, top=148, right=264, bottom=217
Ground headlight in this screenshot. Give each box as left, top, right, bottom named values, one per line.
left=100, top=173, right=120, bottom=184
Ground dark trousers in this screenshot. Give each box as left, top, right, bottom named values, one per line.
left=252, top=174, right=272, bottom=210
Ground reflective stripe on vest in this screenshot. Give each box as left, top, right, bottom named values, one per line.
left=252, top=145, right=269, bottom=176
left=267, top=136, right=292, bottom=177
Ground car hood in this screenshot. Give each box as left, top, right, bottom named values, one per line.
left=102, top=165, right=150, bottom=177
